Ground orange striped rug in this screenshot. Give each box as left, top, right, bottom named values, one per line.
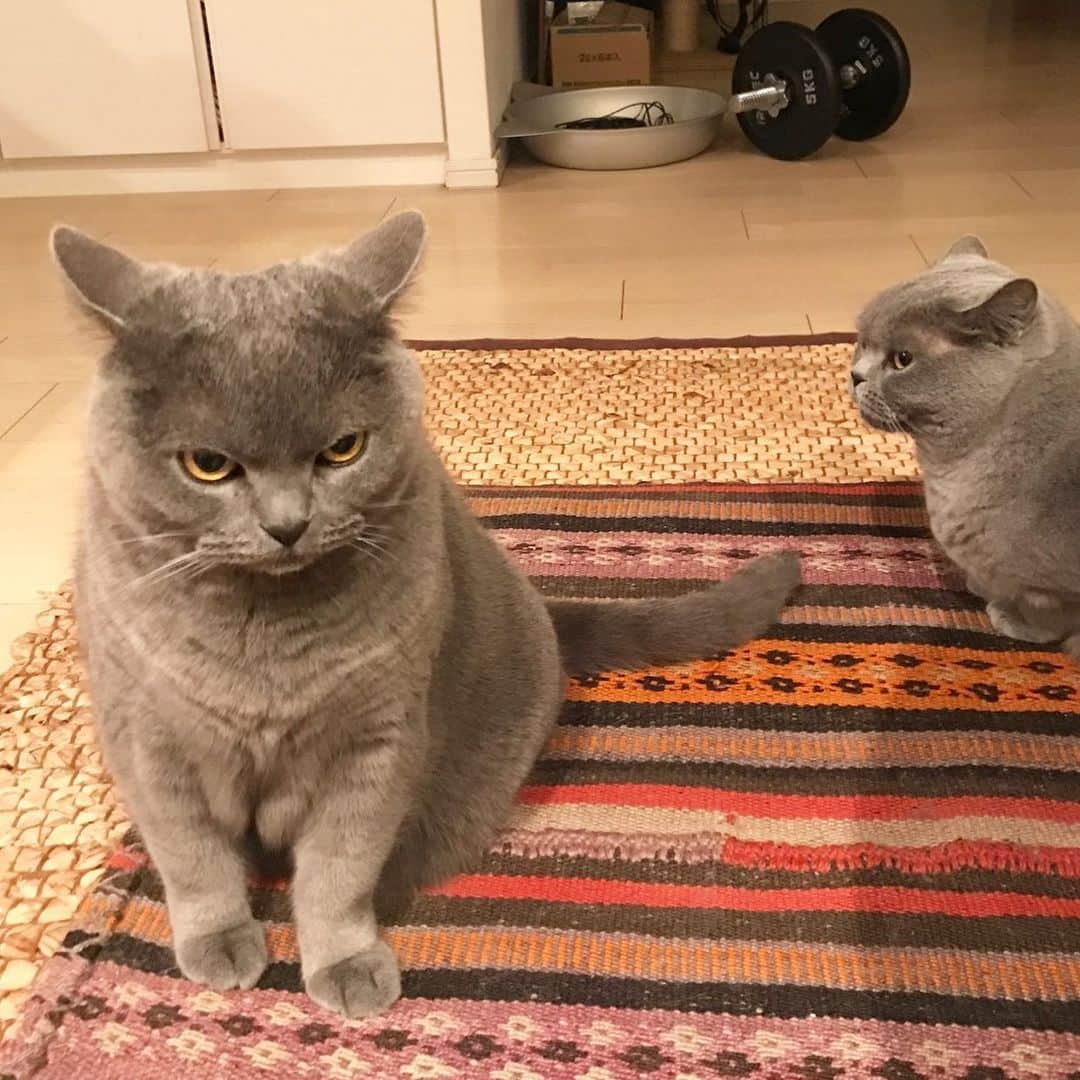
left=3, top=482, right=1080, bottom=1078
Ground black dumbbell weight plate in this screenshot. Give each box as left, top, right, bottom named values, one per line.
left=816, top=8, right=910, bottom=141
left=732, top=22, right=840, bottom=161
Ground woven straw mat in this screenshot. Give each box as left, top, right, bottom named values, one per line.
left=0, top=337, right=914, bottom=1038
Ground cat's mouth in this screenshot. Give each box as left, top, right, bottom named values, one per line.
left=256, top=550, right=318, bottom=576
left=852, top=386, right=909, bottom=435
left=194, top=544, right=325, bottom=577
left=856, top=403, right=898, bottom=432
left=194, top=527, right=386, bottom=577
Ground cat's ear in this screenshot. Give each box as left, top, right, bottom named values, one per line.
left=336, top=210, right=427, bottom=310
left=50, top=226, right=152, bottom=334
left=940, top=235, right=989, bottom=262
left=962, top=278, right=1039, bottom=345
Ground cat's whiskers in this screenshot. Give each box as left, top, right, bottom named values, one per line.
left=884, top=408, right=912, bottom=435
left=863, top=389, right=910, bottom=435
left=82, top=541, right=184, bottom=579
left=359, top=525, right=395, bottom=545
left=184, top=559, right=220, bottom=586
left=352, top=532, right=394, bottom=555
left=125, top=549, right=208, bottom=594
left=356, top=522, right=396, bottom=543
left=108, top=531, right=192, bottom=549
left=363, top=497, right=419, bottom=512
left=347, top=535, right=399, bottom=569
left=878, top=409, right=902, bottom=433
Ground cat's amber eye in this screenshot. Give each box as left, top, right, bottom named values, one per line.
left=318, top=432, right=366, bottom=467
left=888, top=350, right=914, bottom=371
left=180, top=449, right=239, bottom=483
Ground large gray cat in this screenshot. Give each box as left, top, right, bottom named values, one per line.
left=851, top=235, right=1080, bottom=658
left=52, top=211, right=800, bottom=1019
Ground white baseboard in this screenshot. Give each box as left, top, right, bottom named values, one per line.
left=444, top=141, right=509, bottom=189
left=0, top=145, right=450, bottom=198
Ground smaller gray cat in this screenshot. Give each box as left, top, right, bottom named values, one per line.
left=851, top=235, right=1080, bottom=658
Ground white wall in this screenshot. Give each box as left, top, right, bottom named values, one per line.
left=482, top=0, right=529, bottom=135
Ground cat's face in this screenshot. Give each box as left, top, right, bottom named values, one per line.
left=851, top=236, right=1039, bottom=441
left=53, top=213, right=427, bottom=575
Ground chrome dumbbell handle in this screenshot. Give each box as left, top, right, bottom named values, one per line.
left=727, top=81, right=789, bottom=118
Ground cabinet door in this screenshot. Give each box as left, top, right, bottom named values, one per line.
left=204, top=0, right=445, bottom=150
left=0, top=0, right=209, bottom=159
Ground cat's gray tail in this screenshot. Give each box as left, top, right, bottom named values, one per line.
left=546, top=552, right=800, bottom=674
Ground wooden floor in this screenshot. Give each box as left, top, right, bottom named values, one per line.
left=1, top=0, right=1078, bottom=645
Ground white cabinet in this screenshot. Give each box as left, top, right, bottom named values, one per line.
left=0, top=0, right=505, bottom=193
left=203, top=0, right=445, bottom=151
left=0, top=0, right=209, bottom=159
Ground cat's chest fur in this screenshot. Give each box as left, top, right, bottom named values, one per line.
left=80, top=531, right=440, bottom=739
left=919, top=438, right=1068, bottom=600
left=81, top=555, right=441, bottom=847
left=181, top=589, right=415, bottom=720
left=923, top=456, right=1013, bottom=578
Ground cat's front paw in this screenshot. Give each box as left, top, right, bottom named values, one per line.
left=987, top=602, right=1060, bottom=644
left=176, top=920, right=268, bottom=990
left=306, top=940, right=401, bottom=1018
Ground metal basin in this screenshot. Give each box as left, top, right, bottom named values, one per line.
left=498, top=85, right=726, bottom=171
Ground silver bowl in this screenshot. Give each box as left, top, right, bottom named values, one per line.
left=496, top=85, right=726, bottom=171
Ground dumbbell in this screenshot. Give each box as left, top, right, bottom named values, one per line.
left=724, top=8, right=911, bottom=161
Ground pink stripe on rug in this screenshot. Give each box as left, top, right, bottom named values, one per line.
left=5, top=957, right=1079, bottom=1079
left=493, top=529, right=959, bottom=589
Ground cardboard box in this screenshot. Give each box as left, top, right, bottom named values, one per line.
left=550, top=2, right=653, bottom=90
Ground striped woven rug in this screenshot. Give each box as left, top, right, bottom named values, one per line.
left=4, top=481, right=1080, bottom=1078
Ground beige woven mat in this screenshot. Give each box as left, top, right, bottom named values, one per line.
left=421, top=339, right=914, bottom=485
left=0, top=339, right=917, bottom=1038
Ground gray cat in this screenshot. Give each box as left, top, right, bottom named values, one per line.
left=851, top=235, right=1080, bottom=658
left=52, top=211, right=800, bottom=1019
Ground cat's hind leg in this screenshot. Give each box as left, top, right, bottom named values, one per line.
left=372, top=818, right=442, bottom=925
left=375, top=685, right=565, bottom=923
left=986, top=601, right=1061, bottom=644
